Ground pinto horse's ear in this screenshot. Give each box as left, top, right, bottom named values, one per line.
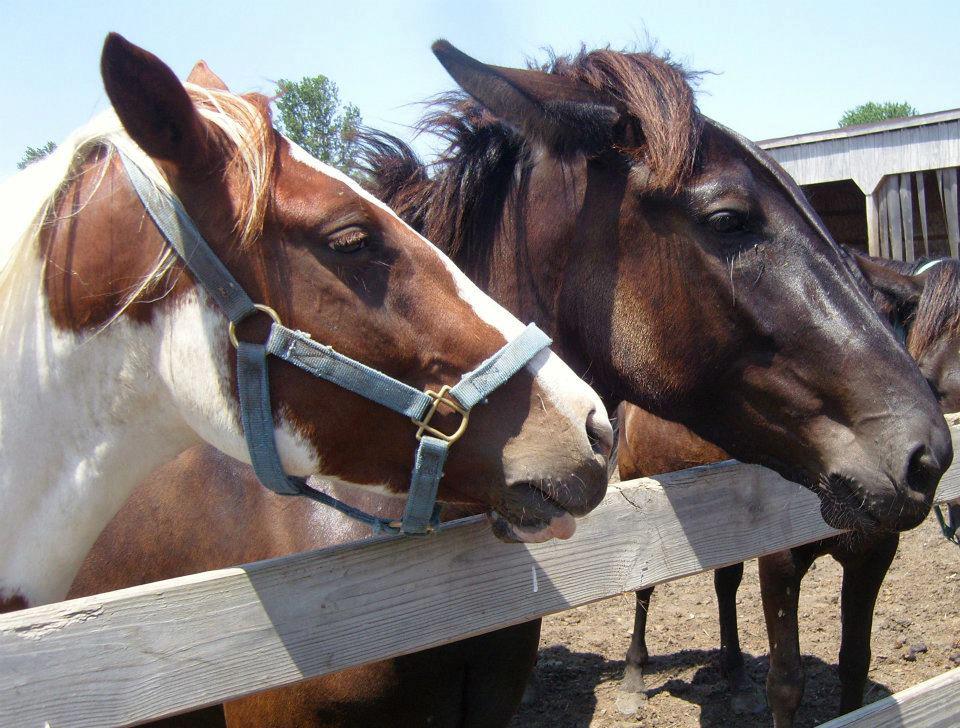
left=431, top=40, right=620, bottom=156
left=186, top=60, right=229, bottom=91
left=101, top=33, right=214, bottom=174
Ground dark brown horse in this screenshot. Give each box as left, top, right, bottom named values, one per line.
left=72, top=42, right=951, bottom=726
left=618, top=251, right=960, bottom=726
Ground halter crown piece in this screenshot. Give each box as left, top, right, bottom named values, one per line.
left=118, top=151, right=551, bottom=536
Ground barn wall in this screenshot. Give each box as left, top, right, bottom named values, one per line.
left=802, top=179, right=868, bottom=252
left=761, top=115, right=960, bottom=260
left=764, top=117, right=960, bottom=194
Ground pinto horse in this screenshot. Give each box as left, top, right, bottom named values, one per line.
left=617, top=251, right=960, bottom=726
left=72, top=42, right=951, bottom=727
left=0, top=34, right=613, bottom=613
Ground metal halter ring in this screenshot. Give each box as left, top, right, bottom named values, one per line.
left=228, top=304, right=282, bottom=348
left=411, top=385, right=470, bottom=444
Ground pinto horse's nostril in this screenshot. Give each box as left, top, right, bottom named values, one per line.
left=586, top=408, right=614, bottom=461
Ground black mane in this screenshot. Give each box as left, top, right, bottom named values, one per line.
left=357, top=47, right=702, bottom=277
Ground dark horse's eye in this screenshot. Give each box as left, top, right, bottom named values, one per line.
left=328, top=228, right=368, bottom=253
left=707, top=210, right=747, bottom=234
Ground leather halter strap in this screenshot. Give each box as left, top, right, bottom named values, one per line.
left=117, top=150, right=551, bottom=535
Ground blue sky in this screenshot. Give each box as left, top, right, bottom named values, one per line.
left=2, top=0, right=958, bottom=177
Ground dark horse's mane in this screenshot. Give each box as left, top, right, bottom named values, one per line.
left=851, top=253, right=960, bottom=359
left=358, top=47, right=701, bottom=275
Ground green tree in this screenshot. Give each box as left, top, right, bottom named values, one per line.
left=275, top=76, right=361, bottom=173
left=17, top=141, right=57, bottom=170
left=838, top=101, right=917, bottom=128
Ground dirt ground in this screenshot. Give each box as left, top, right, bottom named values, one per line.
left=511, top=513, right=960, bottom=728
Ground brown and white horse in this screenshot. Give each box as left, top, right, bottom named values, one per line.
left=617, top=251, right=960, bottom=726
left=0, top=34, right=612, bottom=612
left=72, top=41, right=951, bottom=727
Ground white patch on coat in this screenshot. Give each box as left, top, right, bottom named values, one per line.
left=0, top=264, right=323, bottom=605
left=154, top=291, right=319, bottom=477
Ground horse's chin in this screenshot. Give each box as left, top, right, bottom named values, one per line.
left=486, top=511, right=577, bottom=543
left=818, top=498, right=882, bottom=533
left=815, top=473, right=930, bottom=534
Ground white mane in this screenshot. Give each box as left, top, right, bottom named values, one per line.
left=0, top=83, right=273, bottom=337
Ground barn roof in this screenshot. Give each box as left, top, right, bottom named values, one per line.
left=757, top=108, right=960, bottom=193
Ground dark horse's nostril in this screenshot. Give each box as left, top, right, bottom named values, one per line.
left=586, top=409, right=613, bottom=460
left=905, top=443, right=942, bottom=496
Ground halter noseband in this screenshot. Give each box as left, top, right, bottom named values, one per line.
left=118, top=151, right=551, bottom=536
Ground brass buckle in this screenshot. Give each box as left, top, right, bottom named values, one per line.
left=229, top=304, right=282, bottom=348
left=412, top=385, right=470, bottom=444
left=386, top=519, right=436, bottom=534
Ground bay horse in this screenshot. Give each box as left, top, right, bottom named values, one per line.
left=72, top=41, right=951, bottom=727
left=0, top=34, right=614, bottom=613
left=617, top=251, right=960, bottom=726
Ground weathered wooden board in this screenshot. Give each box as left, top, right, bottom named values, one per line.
left=2, top=428, right=960, bottom=727
left=818, top=667, right=960, bottom=728
left=900, top=173, right=915, bottom=262
left=761, top=113, right=960, bottom=194
left=866, top=191, right=881, bottom=257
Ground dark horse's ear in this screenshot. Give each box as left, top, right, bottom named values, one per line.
left=186, top=60, right=230, bottom=91
left=432, top=40, right=620, bottom=155
left=852, top=251, right=925, bottom=306
left=101, top=33, right=215, bottom=175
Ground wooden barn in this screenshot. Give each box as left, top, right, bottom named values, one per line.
left=760, top=109, right=960, bottom=260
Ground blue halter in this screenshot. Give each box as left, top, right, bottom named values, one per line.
left=915, top=258, right=946, bottom=275
left=117, top=151, right=551, bottom=536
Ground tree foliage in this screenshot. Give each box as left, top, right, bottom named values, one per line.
left=838, top=101, right=917, bottom=128
left=275, top=76, right=361, bottom=173
left=17, top=141, right=57, bottom=170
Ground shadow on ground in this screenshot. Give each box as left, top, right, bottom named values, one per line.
left=511, top=644, right=895, bottom=728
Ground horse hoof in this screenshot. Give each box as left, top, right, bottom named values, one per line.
left=616, top=663, right=648, bottom=714
left=615, top=688, right=648, bottom=715
left=729, top=683, right=766, bottom=715
left=521, top=674, right=541, bottom=706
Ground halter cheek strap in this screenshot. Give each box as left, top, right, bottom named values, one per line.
left=118, top=150, right=551, bottom=536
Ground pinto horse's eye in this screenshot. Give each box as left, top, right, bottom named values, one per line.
left=707, top=210, right=748, bottom=234
left=328, top=228, right=368, bottom=253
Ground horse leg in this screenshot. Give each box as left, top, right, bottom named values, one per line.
left=616, top=586, right=654, bottom=714
left=836, top=534, right=898, bottom=716
left=715, top=563, right=764, bottom=714
left=760, top=547, right=816, bottom=728
left=948, top=502, right=960, bottom=534
left=461, top=620, right=542, bottom=728
left=520, top=668, right=542, bottom=707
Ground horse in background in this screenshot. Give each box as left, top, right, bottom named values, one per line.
left=0, top=33, right=613, bottom=614
left=71, top=40, right=951, bottom=727
left=617, top=251, right=960, bottom=726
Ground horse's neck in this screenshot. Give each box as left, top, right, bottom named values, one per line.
left=463, top=217, right=604, bottom=402
left=462, top=225, right=559, bottom=342
left=0, top=259, right=197, bottom=608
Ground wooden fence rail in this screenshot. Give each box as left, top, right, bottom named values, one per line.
left=818, top=667, right=960, bottom=728
left=2, top=426, right=960, bottom=728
